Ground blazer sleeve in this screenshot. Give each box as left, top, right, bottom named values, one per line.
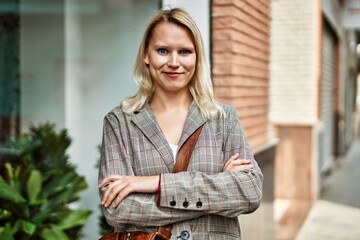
left=158, top=107, right=263, bottom=218
left=98, top=111, right=206, bottom=228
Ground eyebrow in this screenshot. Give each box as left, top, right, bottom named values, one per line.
left=153, top=44, right=195, bottom=50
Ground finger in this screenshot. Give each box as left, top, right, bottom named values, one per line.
left=104, top=176, right=134, bottom=208
left=112, top=187, right=131, bottom=208
left=230, top=159, right=251, bottom=166
left=103, top=181, right=126, bottom=207
left=101, top=182, right=115, bottom=206
left=223, top=153, right=239, bottom=170
left=224, top=159, right=253, bottom=172
left=98, top=175, right=121, bottom=188
left=224, top=157, right=246, bottom=172
left=227, top=164, right=254, bottom=172
left=224, top=162, right=238, bottom=172
left=223, top=162, right=233, bottom=172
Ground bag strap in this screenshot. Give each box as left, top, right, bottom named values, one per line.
left=173, top=124, right=204, bottom=173
left=157, top=124, right=204, bottom=239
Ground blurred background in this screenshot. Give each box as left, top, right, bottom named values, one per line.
left=0, top=0, right=359, bottom=239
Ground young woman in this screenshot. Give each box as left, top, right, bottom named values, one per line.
left=98, top=8, right=263, bottom=240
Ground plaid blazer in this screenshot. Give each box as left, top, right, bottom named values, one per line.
left=99, top=101, right=263, bottom=240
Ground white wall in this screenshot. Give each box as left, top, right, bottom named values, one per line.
left=65, top=1, right=159, bottom=239
left=20, top=1, right=159, bottom=239
left=20, top=12, right=66, bottom=131
left=269, top=0, right=319, bottom=124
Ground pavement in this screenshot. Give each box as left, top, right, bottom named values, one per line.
left=296, top=139, right=360, bottom=240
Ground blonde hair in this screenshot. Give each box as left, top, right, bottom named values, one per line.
left=121, top=7, right=224, bottom=119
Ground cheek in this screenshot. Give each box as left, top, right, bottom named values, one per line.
left=183, top=57, right=196, bottom=72
left=148, top=55, right=167, bottom=69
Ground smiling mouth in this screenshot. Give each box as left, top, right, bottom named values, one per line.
left=164, top=72, right=181, bottom=78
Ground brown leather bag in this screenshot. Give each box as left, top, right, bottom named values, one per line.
left=99, top=125, right=204, bottom=240
left=99, top=226, right=171, bottom=240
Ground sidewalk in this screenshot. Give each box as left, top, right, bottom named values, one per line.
left=296, top=139, right=360, bottom=240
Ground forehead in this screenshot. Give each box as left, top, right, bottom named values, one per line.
left=149, top=22, right=195, bottom=46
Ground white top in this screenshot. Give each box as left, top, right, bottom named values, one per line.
left=169, top=143, right=178, bottom=162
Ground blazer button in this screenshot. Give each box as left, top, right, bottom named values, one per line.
left=179, top=230, right=190, bottom=240
left=196, top=198, right=202, bottom=208
left=170, top=197, right=176, bottom=207
left=183, top=198, right=189, bottom=208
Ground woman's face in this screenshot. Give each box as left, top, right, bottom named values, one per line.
left=144, top=22, right=196, bottom=95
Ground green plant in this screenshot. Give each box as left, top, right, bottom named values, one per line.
left=0, top=123, right=92, bottom=240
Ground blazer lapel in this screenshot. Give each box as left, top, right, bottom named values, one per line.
left=130, top=103, right=174, bottom=170
left=178, top=101, right=207, bottom=149
left=130, top=101, right=207, bottom=171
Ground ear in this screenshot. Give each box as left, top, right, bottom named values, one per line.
left=144, top=53, right=149, bottom=65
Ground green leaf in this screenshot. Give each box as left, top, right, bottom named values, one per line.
left=0, top=176, right=26, bottom=203
left=41, top=172, right=77, bottom=196
left=11, top=220, right=21, bottom=235
left=21, top=220, right=36, bottom=235
left=28, top=197, right=46, bottom=206
left=32, top=207, right=56, bottom=225
left=4, top=163, right=15, bottom=187
left=14, top=165, right=22, bottom=181
left=42, top=175, right=87, bottom=210
left=40, top=226, right=69, bottom=240
left=0, top=123, right=92, bottom=239
left=0, top=223, right=15, bottom=240
left=0, top=209, right=11, bottom=220
left=27, top=169, right=42, bottom=203
left=57, top=210, right=92, bottom=230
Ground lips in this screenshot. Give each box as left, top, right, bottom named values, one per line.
left=164, top=72, right=181, bottom=78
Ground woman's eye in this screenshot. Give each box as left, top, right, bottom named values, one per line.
left=157, top=48, right=168, bottom=54
left=180, top=49, right=191, bottom=55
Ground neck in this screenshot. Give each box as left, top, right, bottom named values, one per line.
left=150, top=91, right=192, bottom=112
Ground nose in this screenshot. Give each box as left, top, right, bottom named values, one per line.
left=167, top=53, right=180, bottom=68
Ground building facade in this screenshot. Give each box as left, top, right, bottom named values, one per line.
left=0, top=0, right=358, bottom=239
left=211, top=1, right=276, bottom=239
left=270, top=0, right=358, bottom=239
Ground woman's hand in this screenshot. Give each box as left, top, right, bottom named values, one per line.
left=99, top=175, right=159, bottom=208
left=223, top=153, right=254, bottom=172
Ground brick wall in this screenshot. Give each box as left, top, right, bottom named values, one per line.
left=212, top=0, right=270, bottom=149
